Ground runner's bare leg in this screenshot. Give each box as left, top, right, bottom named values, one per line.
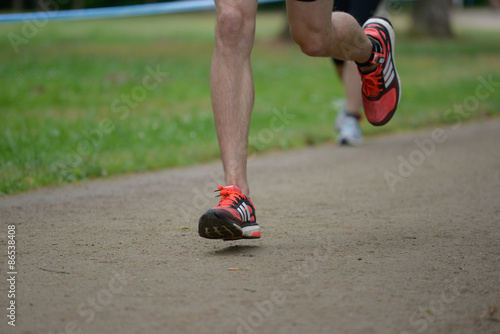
left=342, top=60, right=363, bottom=114
left=211, top=0, right=258, bottom=196
left=212, top=0, right=375, bottom=197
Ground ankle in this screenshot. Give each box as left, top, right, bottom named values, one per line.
left=358, top=63, right=377, bottom=74
left=346, top=112, right=361, bottom=121
left=355, top=36, right=381, bottom=73
left=239, top=185, right=250, bottom=197
left=227, top=183, right=249, bottom=196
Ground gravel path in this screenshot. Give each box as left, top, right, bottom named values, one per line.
left=1, top=118, right=499, bottom=334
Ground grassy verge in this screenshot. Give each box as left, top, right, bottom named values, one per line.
left=1, top=11, right=499, bottom=195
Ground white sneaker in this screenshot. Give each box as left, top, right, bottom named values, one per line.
left=335, top=110, right=362, bottom=146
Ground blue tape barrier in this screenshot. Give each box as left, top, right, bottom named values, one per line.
left=0, top=0, right=285, bottom=23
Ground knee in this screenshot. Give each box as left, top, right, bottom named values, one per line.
left=215, top=7, right=255, bottom=50
left=290, top=28, right=328, bottom=57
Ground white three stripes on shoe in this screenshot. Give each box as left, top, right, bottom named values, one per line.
left=236, top=203, right=251, bottom=222
left=383, top=53, right=395, bottom=87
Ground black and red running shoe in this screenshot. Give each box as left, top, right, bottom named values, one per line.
left=359, top=17, right=401, bottom=126
left=198, top=185, right=261, bottom=240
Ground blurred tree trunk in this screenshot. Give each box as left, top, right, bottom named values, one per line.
left=281, top=21, right=291, bottom=41
left=412, top=0, right=454, bottom=37
left=12, top=0, right=23, bottom=11
left=72, top=0, right=85, bottom=9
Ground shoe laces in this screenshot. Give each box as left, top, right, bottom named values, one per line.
left=361, top=71, right=383, bottom=97
left=215, top=185, right=243, bottom=206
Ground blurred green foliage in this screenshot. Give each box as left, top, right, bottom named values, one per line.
left=0, top=11, right=499, bottom=194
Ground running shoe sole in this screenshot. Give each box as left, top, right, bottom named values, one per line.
left=199, top=209, right=261, bottom=240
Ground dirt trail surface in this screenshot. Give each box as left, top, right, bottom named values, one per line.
left=1, top=119, right=500, bottom=334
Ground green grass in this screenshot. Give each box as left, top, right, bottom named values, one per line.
left=1, top=11, right=500, bottom=195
